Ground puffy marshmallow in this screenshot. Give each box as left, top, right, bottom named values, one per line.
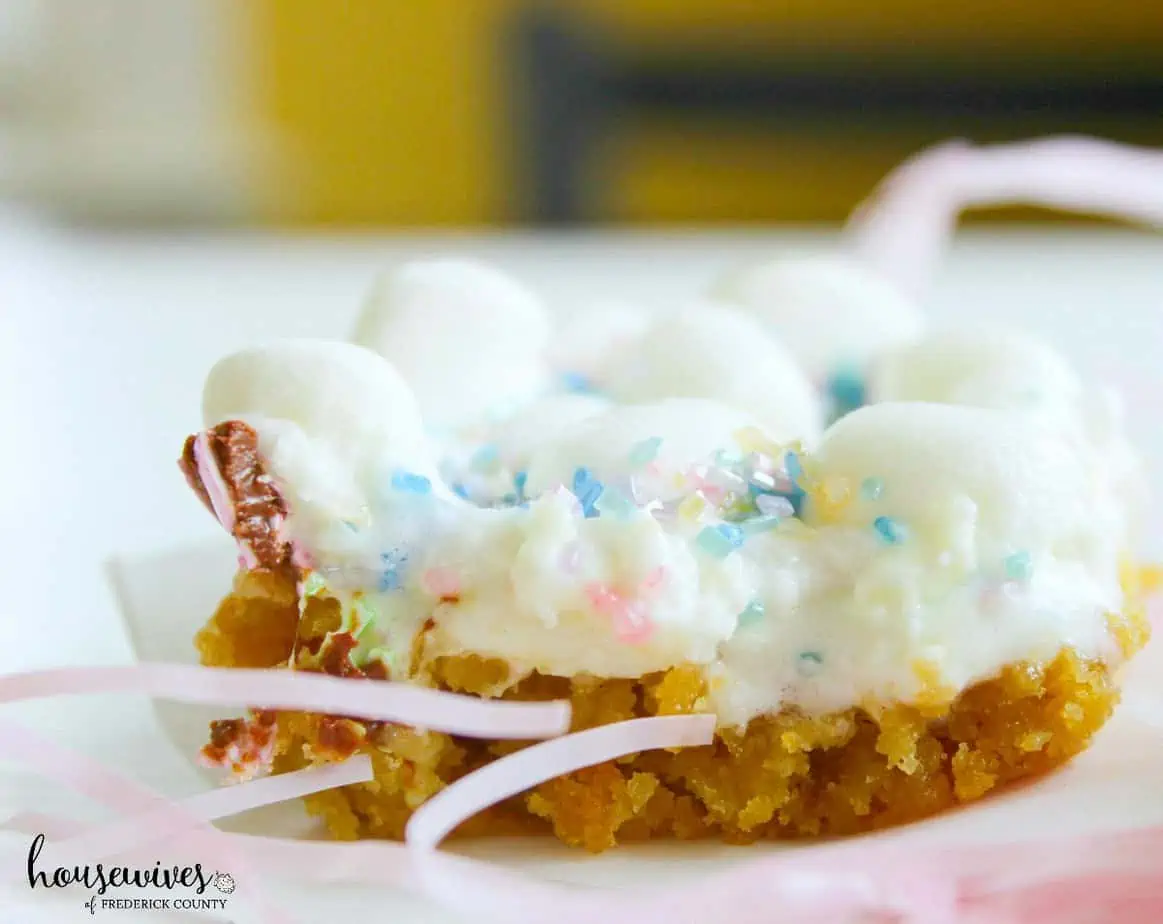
left=353, top=259, right=551, bottom=428
left=202, top=339, right=443, bottom=510
left=486, top=393, right=611, bottom=471
left=872, top=326, right=1082, bottom=413
left=548, top=299, right=650, bottom=383
left=524, top=397, right=760, bottom=496
left=814, top=402, right=1116, bottom=568
left=603, top=303, right=823, bottom=444
left=716, top=254, right=924, bottom=379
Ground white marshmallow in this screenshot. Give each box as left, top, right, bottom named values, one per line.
left=716, top=254, right=924, bottom=379
left=524, top=397, right=760, bottom=496
left=872, top=326, right=1082, bottom=413
left=353, top=259, right=551, bottom=429
left=203, top=339, right=442, bottom=511
left=548, top=299, right=650, bottom=382
left=487, top=393, right=611, bottom=471
left=815, top=402, right=1113, bottom=567
left=603, top=303, right=823, bottom=444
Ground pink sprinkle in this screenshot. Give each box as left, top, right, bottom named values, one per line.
left=612, top=602, right=654, bottom=643
left=423, top=567, right=461, bottom=598
left=701, top=485, right=726, bottom=505
left=641, top=565, right=666, bottom=593
left=585, top=582, right=621, bottom=615
left=584, top=582, right=656, bottom=644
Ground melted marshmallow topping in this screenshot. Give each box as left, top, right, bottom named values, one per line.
left=196, top=259, right=1140, bottom=727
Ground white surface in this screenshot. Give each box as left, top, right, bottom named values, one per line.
left=1, top=212, right=1161, bottom=921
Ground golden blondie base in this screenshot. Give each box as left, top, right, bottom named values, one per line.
left=196, top=569, right=1150, bottom=853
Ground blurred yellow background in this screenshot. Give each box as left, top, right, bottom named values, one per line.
left=1, top=1, right=1161, bottom=226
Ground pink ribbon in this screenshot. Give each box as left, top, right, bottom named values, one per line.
left=406, top=713, right=717, bottom=848
left=5, top=659, right=1163, bottom=923
left=846, top=136, right=1163, bottom=298
left=0, top=662, right=571, bottom=739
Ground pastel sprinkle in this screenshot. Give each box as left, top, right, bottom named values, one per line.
left=451, top=482, right=470, bottom=500
left=797, top=651, right=824, bottom=676
left=470, top=444, right=500, bottom=473
left=696, top=523, right=745, bottom=558
left=391, top=469, right=432, bottom=495
left=585, top=582, right=653, bottom=644
left=561, top=371, right=594, bottom=393
left=627, top=436, right=663, bottom=468
left=756, top=493, right=796, bottom=518
left=737, top=599, right=765, bottom=627
left=734, top=426, right=779, bottom=456
left=379, top=550, right=408, bottom=591
left=1005, top=551, right=1034, bottom=581
left=594, top=485, right=636, bottom=519
left=873, top=515, right=908, bottom=545
left=422, top=566, right=461, bottom=598
left=784, top=451, right=804, bottom=481
left=513, top=470, right=528, bottom=498
left=861, top=477, right=885, bottom=501
left=826, top=367, right=867, bottom=419
left=713, top=448, right=745, bottom=468
left=677, top=492, right=709, bottom=523
left=572, top=467, right=604, bottom=518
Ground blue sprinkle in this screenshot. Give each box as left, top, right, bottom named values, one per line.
left=627, top=436, right=663, bottom=468
left=873, top=515, right=907, bottom=545
left=737, top=599, right=765, bottom=627
left=572, top=467, right=604, bottom=518
left=784, top=451, right=804, bottom=482
left=379, top=550, right=408, bottom=591
left=561, top=371, right=594, bottom=394
left=451, top=482, right=470, bottom=500
left=1004, top=550, right=1033, bottom=581
left=595, top=485, right=636, bottom=519
left=470, top=444, right=500, bottom=473
left=797, top=651, right=824, bottom=677
left=342, top=520, right=359, bottom=532
left=391, top=469, right=432, bottom=495
left=713, top=448, right=745, bottom=468
left=860, top=477, right=885, bottom=501
left=513, top=470, right=528, bottom=499
left=696, top=523, right=745, bottom=559
left=826, top=367, right=867, bottom=420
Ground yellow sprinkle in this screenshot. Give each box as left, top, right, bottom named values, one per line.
left=733, top=426, right=780, bottom=457
left=811, top=475, right=852, bottom=524
left=671, top=472, right=690, bottom=491
left=677, top=492, right=709, bottom=523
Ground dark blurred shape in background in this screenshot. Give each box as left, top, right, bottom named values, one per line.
left=0, top=1, right=1160, bottom=226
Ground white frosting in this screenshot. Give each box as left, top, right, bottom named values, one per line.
left=352, top=259, right=551, bottom=429
left=716, top=254, right=924, bottom=379
left=711, top=402, right=1125, bottom=723
left=602, top=303, right=823, bottom=444
left=197, top=266, right=1140, bottom=728
left=524, top=398, right=759, bottom=497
